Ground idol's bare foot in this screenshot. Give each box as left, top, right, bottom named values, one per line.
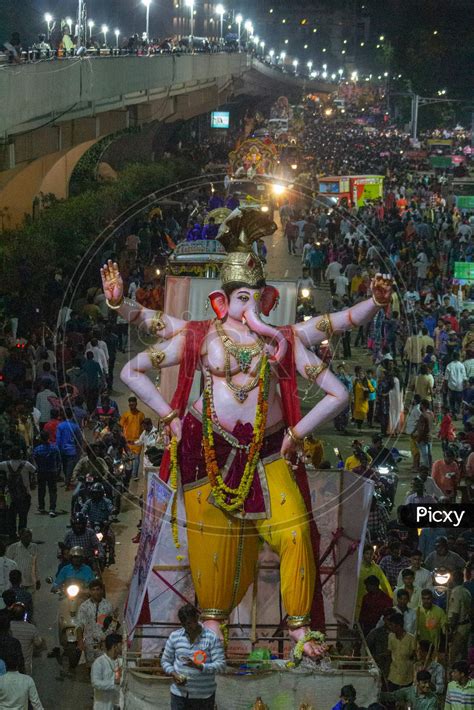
left=289, top=626, right=326, bottom=658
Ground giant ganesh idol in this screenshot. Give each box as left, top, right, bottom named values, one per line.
left=100, top=207, right=393, bottom=658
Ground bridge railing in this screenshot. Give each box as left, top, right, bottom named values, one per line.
left=0, top=52, right=251, bottom=137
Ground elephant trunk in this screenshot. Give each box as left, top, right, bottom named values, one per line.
left=243, top=307, right=288, bottom=364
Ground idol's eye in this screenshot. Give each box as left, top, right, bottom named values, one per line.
left=238, top=295, right=249, bottom=302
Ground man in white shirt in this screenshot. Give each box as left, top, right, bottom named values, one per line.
left=415, top=251, right=429, bottom=289
left=404, top=289, right=420, bottom=314
left=377, top=590, right=417, bottom=634
left=396, top=550, right=432, bottom=590
left=91, top=633, right=122, bottom=710
left=444, top=352, right=467, bottom=417
left=464, top=356, right=474, bottom=379
left=0, top=541, right=18, bottom=595
left=135, top=418, right=159, bottom=476
left=334, top=273, right=349, bottom=297
left=0, top=650, right=43, bottom=709
left=86, top=338, right=109, bottom=376
left=7, top=529, right=40, bottom=594
left=324, top=261, right=342, bottom=295
left=35, top=385, right=57, bottom=425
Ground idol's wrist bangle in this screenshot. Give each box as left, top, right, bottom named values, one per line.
left=287, top=426, right=304, bottom=445
left=371, top=294, right=390, bottom=308
left=106, top=296, right=124, bottom=310
left=161, top=409, right=179, bottom=426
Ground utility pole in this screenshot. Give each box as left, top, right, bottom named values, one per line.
left=411, top=93, right=419, bottom=141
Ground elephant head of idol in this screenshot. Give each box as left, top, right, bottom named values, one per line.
left=208, top=207, right=287, bottom=365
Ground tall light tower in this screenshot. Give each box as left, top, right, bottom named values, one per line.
left=186, top=0, right=194, bottom=46
left=216, top=4, right=225, bottom=41
left=101, top=24, right=108, bottom=46
left=87, top=19, right=94, bottom=43
left=236, top=14, right=242, bottom=51
left=142, top=0, right=152, bottom=41
left=44, top=13, right=53, bottom=40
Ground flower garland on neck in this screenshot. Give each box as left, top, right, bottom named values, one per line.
left=202, top=354, right=270, bottom=513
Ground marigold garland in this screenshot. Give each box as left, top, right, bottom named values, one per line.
left=169, top=436, right=181, bottom=552
left=202, top=355, right=270, bottom=513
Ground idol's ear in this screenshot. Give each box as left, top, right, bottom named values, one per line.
left=208, top=290, right=228, bottom=320
left=259, top=285, right=280, bottom=316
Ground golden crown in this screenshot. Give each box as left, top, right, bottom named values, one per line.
left=218, top=207, right=276, bottom=289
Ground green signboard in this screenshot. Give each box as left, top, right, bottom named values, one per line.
left=454, top=262, right=474, bottom=281
left=429, top=155, right=452, bottom=168
left=457, top=196, right=474, bottom=210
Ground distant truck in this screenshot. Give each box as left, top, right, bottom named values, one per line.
left=318, top=174, right=384, bottom=208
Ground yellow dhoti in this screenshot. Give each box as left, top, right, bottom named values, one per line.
left=184, top=457, right=315, bottom=627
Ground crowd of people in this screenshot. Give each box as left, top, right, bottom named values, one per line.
left=0, top=81, right=472, bottom=707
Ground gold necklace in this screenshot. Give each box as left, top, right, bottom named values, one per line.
left=215, top=319, right=264, bottom=373
left=224, top=348, right=263, bottom=402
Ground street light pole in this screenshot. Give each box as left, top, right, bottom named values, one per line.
left=216, top=5, right=225, bottom=41
left=88, top=19, right=94, bottom=43
left=101, top=24, right=108, bottom=47
left=77, top=0, right=84, bottom=46
left=142, top=0, right=151, bottom=42
left=44, top=13, right=53, bottom=41
left=236, top=14, right=242, bottom=52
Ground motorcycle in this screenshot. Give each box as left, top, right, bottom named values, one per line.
left=296, top=287, right=317, bottom=323
left=94, top=522, right=116, bottom=568
left=54, top=581, right=88, bottom=669
left=71, top=473, right=96, bottom=515
left=372, top=463, right=399, bottom=511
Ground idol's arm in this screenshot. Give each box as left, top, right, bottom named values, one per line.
left=293, top=273, right=393, bottom=347
left=280, top=335, right=350, bottom=459
left=100, top=260, right=186, bottom=339
left=120, top=333, right=186, bottom=439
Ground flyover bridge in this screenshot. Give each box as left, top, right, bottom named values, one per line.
left=0, top=53, right=332, bottom=225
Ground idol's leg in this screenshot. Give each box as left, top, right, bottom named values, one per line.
left=255, top=458, right=319, bottom=656
left=184, top=482, right=259, bottom=635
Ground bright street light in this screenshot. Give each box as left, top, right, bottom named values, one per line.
left=322, top=71, right=327, bottom=79
left=379, top=34, right=385, bottom=40
left=87, top=19, right=94, bottom=41
left=216, top=4, right=225, bottom=40
left=322, top=63, right=327, bottom=70
left=293, top=58, right=298, bottom=74
left=236, top=14, right=242, bottom=50
left=338, top=68, right=343, bottom=76
left=66, top=17, right=73, bottom=34
left=142, top=0, right=152, bottom=41
left=307, top=60, right=313, bottom=70
left=101, top=24, right=108, bottom=46
left=269, top=49, right=274, bottom=58
left=280, top=51, right=286, bottom=62
left=114, top=29, right=120, bottom=48
left=44, top=13, right=53, bottom=40
left=185, top=0, right=194, bottom=43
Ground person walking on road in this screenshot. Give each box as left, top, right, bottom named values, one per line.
left=33, top=430, right=61, bottom=516
left=90, top=633, right=122, bottom=710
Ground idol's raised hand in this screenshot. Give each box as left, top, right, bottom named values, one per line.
left=100, top=260, right=124, bottom=306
